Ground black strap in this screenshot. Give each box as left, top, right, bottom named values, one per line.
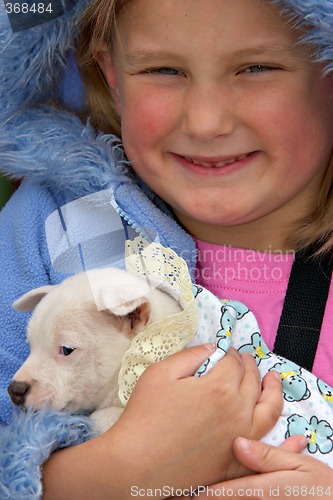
left=273, top=246, right=333, bottom=371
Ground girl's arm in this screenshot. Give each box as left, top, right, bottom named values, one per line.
left=0, top=183, right=282, bottom=498
left=42, top=347, right=283, bottom=499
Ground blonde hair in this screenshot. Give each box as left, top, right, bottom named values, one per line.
left=76, top=0, right=128, bottom=136
left=288, top=157, right=333, bottom=254
left=76, top=0, right=333, bottom=255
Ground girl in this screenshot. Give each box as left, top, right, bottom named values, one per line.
left=0, top=0, right=332, bottom=497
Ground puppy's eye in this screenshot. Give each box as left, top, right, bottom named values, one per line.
left=60, top=345, right=76, bottom=356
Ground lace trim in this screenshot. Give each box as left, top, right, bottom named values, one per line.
left=118, top=237, right=198, bottom=405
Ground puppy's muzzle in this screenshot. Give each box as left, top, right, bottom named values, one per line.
left=8, top=380, right=30, bottom=406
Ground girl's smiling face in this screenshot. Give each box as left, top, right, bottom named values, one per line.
left=99, top=0, right=333, bottom=250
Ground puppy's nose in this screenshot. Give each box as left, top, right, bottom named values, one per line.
left=8, top=380, right=30, bottom=406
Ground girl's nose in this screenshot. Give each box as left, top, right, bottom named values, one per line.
left=181, top=84, right=235, bottom=141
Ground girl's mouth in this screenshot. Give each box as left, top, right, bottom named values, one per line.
left=182, top=152, right=256, bottom=168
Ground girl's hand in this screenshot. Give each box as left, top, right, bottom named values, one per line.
left=43, top=345, right=283, bottom=499
left=197, top=437, right=333, bottom=499
left=111, top=345, right=283, bottom=491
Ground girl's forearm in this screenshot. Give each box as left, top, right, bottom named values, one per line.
left=42, top=429, right=137, bottom=500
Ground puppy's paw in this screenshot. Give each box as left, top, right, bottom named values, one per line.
left=90, top=406, right=124, bottom=434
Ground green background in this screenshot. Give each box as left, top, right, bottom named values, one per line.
left=0, top=175, right=15, bottom=210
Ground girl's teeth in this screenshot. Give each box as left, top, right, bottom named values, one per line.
left=185, top=153, right=249, bottom=167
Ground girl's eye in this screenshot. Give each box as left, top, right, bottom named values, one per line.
left=60, top=345, right=76, bottom=356
left=243, top=65, right=279, bottom=74
left=145, top=67, right=183, bottom=76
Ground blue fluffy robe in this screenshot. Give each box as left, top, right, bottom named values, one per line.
left=0, top=409, right=94, bottom=499
left=1, top=0, right=333, bottom=497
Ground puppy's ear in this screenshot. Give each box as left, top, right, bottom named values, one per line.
left=13, top=285, right=56, bottom=312
left=122, top=300, right=151, bottom=334
left=98, top=286, right=151, bottom=333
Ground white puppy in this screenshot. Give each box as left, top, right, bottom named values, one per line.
left=8, top=266, right=333, bottom=465
left=8, top=268, right=181, bottom=433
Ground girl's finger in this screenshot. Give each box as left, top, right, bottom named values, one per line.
left=141, top=342, right=216, bottom=381
left=250, top=370, right=283, bottom=438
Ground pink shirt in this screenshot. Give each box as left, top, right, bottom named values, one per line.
left=195, top=239, right=333, bottom=386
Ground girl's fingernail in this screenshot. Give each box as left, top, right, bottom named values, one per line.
left=203, top=342, right=216, bottom=353
left=271, top=370, right=282, bottom=381
left=237, top=437, right=251, bottom=451
left=299, top=436, right=309, bottom=449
